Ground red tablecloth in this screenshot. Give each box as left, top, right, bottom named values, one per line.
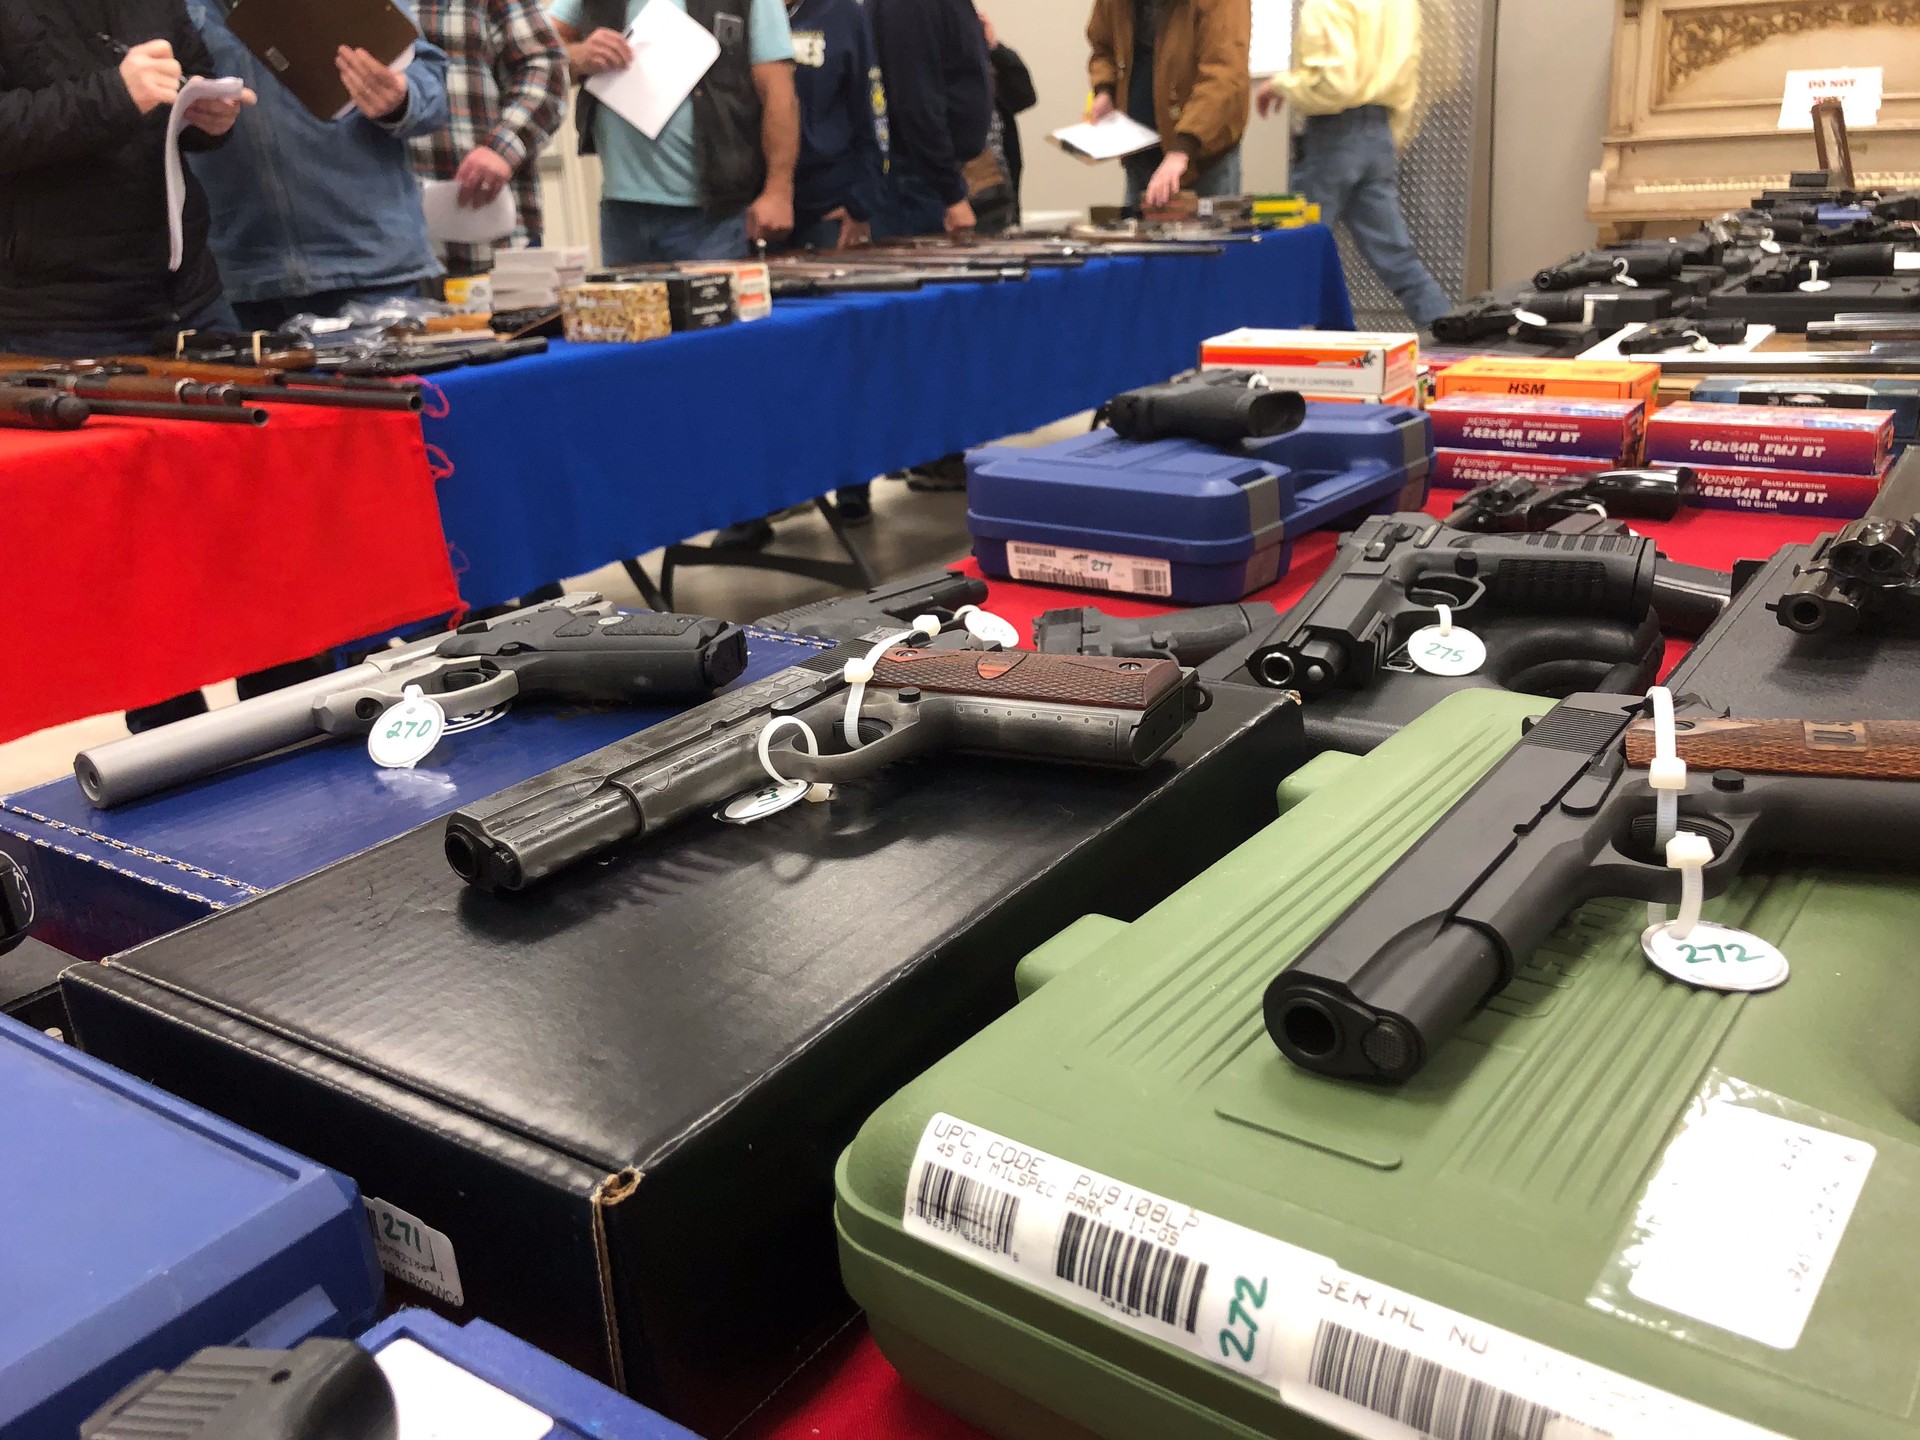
left=6, top=406, right=459, bottom=743
left=747, top=495, right=1836, bottom=1440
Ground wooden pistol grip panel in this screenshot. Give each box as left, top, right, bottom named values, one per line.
left=872, top=648, right=1182, bottom=711
left=1625, top=718, right=1920, bottom=780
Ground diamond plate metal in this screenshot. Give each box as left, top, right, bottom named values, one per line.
left=1305, top=0, right=1492, bottom=330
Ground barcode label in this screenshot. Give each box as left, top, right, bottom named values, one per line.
left=1054, top=1211, right=1209, bottom=1332
left=914, top=1164, right=1020, bottom=1255
left=902, top=1116, right=1791, bottom=1440
left=1005, top=542, right=1174, bottom=598
left=1307, top=1321, right=1560, bottom=1440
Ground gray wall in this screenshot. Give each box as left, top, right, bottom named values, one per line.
left=987, top=3, right=1292, bottom=218
left=1488, top=0, right=1612, bottom=285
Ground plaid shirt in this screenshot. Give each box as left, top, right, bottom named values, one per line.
left=410, top=0, right=570, bottom=271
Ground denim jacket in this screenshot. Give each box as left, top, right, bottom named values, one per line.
left=184, top=0, right=450, bottom=304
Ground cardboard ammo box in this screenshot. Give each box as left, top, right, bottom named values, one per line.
left=63, top=682, right=1305, bottom=1437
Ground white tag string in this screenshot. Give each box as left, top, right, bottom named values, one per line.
left=1434, top=603, right=1454, bottom=638
left=844, top=616, right=940, bottom=750
left=1643, top=687, right=1685, bottom=928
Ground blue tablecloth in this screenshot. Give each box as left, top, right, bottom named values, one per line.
left=426, top=227, right=1354, bottom=607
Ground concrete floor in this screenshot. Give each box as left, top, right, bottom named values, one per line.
left=0, top=412, right=1092, bottom=795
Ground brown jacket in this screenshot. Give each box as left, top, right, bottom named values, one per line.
left=1087, top=0, right=1251, bottom=167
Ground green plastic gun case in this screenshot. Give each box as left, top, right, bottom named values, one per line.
left=61, top=682, right=1302, bottom=1438
left=837, top=689, right=1920, bottom=1440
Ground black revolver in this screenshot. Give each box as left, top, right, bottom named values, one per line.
left=444, top=646, right=1207, bottom=892
left=1268, top=693, right=1920, bottom=1083
left=1243, top=514, right=1658, bottom=697
left=74, top=595, right=748, bottom=807
left=1775, top=444, right=1920, bottom=635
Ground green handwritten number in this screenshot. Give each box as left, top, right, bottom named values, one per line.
left=1217, top=1275, right=1268, bottom=1363
left=1676, top=941, right=1758, bottom=967
left=385, top=719, right=405, bottom=740
left=1424, top=643, right=1463, bottom=664
left=1725, top=941, right=1753, bottom=964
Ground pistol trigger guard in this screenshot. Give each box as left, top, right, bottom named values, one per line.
left=777, top=704, right=947, bottom=784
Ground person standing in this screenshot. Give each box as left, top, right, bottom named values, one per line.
left=0, top=1, right=254, bottom=357
left=411, top=0, right=571, bottom=275
left=1257, top=0, right=1451, bottom=328
left=1087, top=0, right=1249, bottom=210
left=977, top=11, right=1035, bottom=233
left=867, top=0, right=992, bottom=238
left=784, top=0, right=887, bottom=252
left=550, top=0, right=800, bottom=265
left=187, top=2, right=452, bottom=330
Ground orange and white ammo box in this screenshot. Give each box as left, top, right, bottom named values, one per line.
left=1200, top=328, right=1419, bottom=402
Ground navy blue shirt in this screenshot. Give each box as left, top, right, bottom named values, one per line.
left=787, top=0, right=887, bottom=222
left=869, top=0, right=991, bottom=206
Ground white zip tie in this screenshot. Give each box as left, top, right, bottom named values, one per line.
left=1434, top=603, right=1454, bottom=638
left=843, top=616, right=940, bottom=751
left=1644, top=686, right=1686, bottom=927
left=1663, top=832, right=1714, bottom=941
left=756, top=716, right=832, bottom=802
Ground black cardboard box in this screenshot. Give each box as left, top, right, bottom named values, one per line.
left=65, top=684, right=1302, bottom=1436
left=587, top=266, right=736, bottom=331
left=1666, top=543, right=1920, bottom=716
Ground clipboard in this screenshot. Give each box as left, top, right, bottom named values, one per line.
left=225, top=0, right=421, bottom=121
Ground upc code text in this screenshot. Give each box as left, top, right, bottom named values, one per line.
left=1052, top=1211, right=1209, bottom=1333
left=1307, top=1320, right=1562, bottom=1440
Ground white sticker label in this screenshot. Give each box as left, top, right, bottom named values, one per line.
left=1641, top=921, right=1789, bottom=993
left=961, top=607, right=1022, bottom=649
left=906, top=1115, right=1791, bottom=1440
left=368, top=687, right=447, bottom=770
left=715, top=777, right=811, bottom=824
left=374, top=1338, right=553, bottom=1440
left=1621, top=1103, right=1874, bottom=1350
left=1406, top=623, right=1486, bottom=677
left=1006, top=542, right=1173, bottom=598
left=1898, top=251, right=1920, bottom=272
left=364, top=1197, right=466, bottom=1307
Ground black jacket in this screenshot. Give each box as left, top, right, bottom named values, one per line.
left=0, top=0, right=228, bottom=336
left=868, top=0, right=991, bottom=206
left=990, top=42, right=1035, bottom=196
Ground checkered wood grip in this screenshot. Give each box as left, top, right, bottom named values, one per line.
left=1625, top=718, right=1920, bottom=779
left=873, top=648, right=1182, bottom=710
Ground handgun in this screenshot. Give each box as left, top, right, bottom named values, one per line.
left=0, top=853, right=31, bottom=958
left=1032, top=602, right=1278, bottom=664
left=74, top=596, right=748, bottom=807
left=1099, top=370, right=1306, bottom=447
left=1267, top=692, right=1920, bottom=1082
left=757, top=567, right=989, bottom=643
left=1533, top=247, right=1685, bottom=291
left=1774, top=445, right=1920, bottom=635
left=1444, top=469, right=1694, bottom=532
left=1616, top=316, right=1751, bottom=354
left=443, top=646, right=1207, bottom=892
left=82, top=1338, right=394, bottom=1440
left=1241, top=514, right=1659, bottom=696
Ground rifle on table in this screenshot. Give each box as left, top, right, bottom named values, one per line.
left=0, top=378, right=266, bottom=427
left=0, top=356, right=423, bottom=413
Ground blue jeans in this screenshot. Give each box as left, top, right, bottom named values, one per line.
left=1290, top=106, right=1452, bottom=329
left=0, top=297, right=239, bottom=358
left=232, top=284, right=425, bottom=332
left=600, top=200, right=750, bottom=265
left=874, top=171, right=950, bottom=239
left=1123, top=146, right=1243, bottom=208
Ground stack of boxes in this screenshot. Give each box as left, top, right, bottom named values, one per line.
left=1425, top=356, right=1659, bottom=490
left=1200, top=329, right=1420, bottom=408
left=1643, top=402, right=1893, bottom=516
left=491, top=246, right=589, bottom=314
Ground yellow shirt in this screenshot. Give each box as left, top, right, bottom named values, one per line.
left=1273, top=0, right=1424, bottom=148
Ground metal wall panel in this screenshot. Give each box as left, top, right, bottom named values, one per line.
left=1318, top=0, right=1497, bottom=330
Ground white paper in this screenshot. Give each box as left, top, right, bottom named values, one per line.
left=421, top=178, right=518, bottom=245
left=167, top=76, right=248, bottom=271
left=1622, top=1103, right=1874, bottom=1349
left=1778, top=66, right=1882, bottom=130
left=1249, top=0, right=1292, bottom=76
left=585, top=0, right=721, bottom=141
left=374, top=1340, right=553, bottom=1440
left=331, top=43, right=418, bottom=122
left=1049, top=112, right=1161, bottom=164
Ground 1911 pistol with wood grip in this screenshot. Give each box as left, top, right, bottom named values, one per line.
left=1267, top=693, right=1920, bottom=1084
left=444, top=646, right=1208, bottom=892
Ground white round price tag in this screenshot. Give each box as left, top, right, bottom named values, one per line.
left=367, top=686, right=447, bottom=769
left=1406, top=623, right=1486, bottom=677
left=716, top=778, right=810, bottom=824
left=960, top=607, right=1021, bottom=650
left=1641, top=921, right=1789, bottom=993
